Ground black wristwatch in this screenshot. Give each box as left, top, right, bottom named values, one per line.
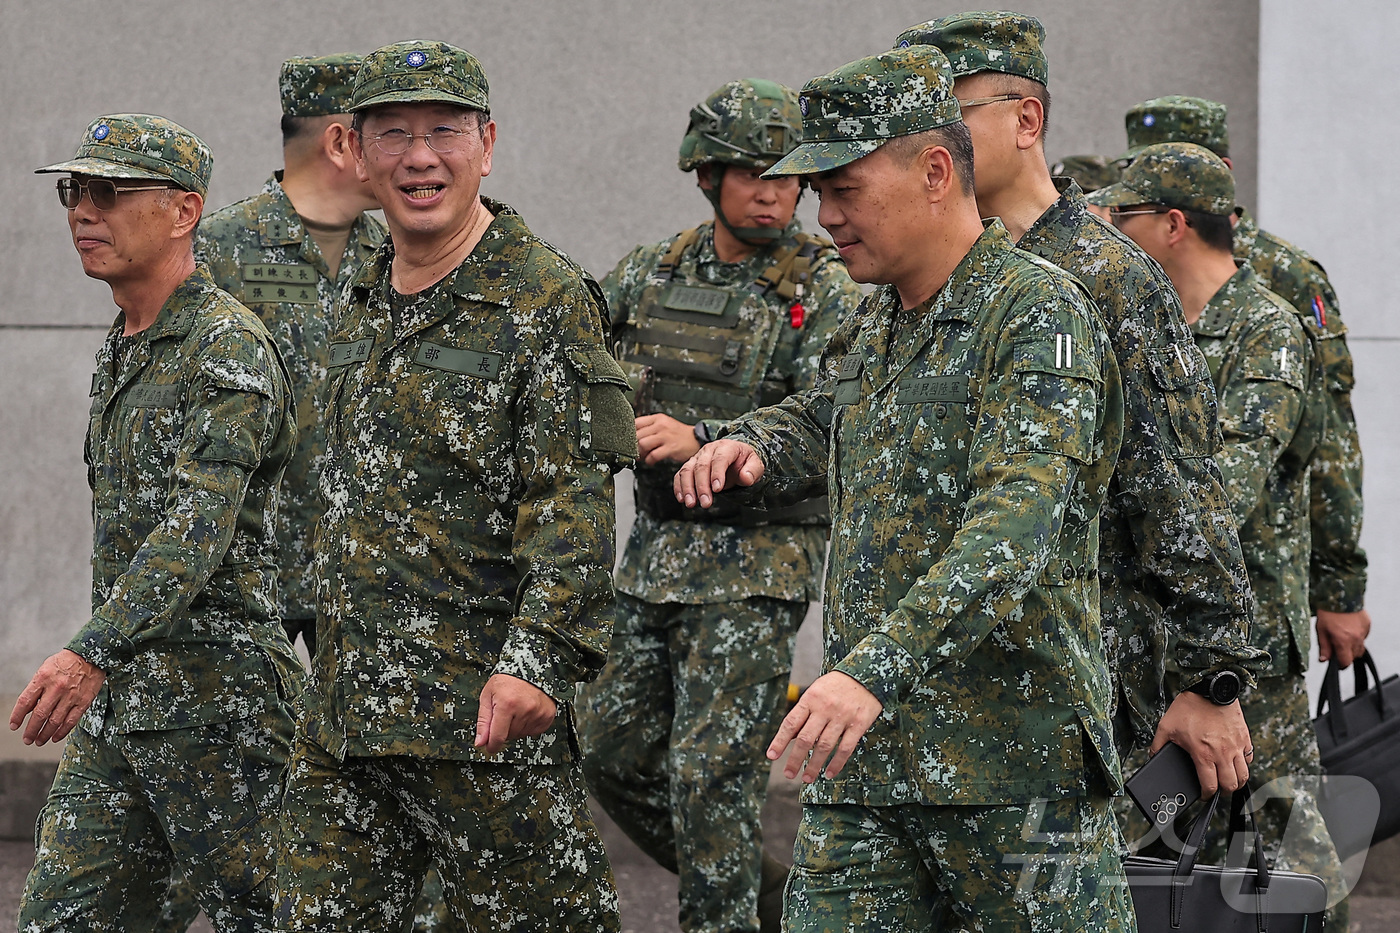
left=1185, top=670, right=1242, bottom=706
left=693, top=421, right=713, bottom=446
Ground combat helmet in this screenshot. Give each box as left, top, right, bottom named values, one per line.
left=678, top=79, right=802, bottom=243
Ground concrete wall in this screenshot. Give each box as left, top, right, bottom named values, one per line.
left=0, top=3, right=1261, bottom=701
left=1259, top=0, right=1400, bottom=693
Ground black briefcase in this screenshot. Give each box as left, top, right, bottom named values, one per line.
left=1313, top=650, right=1400, bottom=857
left=1124, top=788, right=1327, bottom=933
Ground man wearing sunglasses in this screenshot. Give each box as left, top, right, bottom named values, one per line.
left=14, top=113, right=301, bottom=929
left=1090, top=142, right=1349, bottom=930
left=272, top=41, right=634, bottom=930
left=895, top=12, right=1265, bottom=799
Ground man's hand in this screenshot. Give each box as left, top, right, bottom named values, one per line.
left=9, top=649, right=106, bottom=746
left=636, top=413, right=701, bottom=466
left=673, top=439, right=766, bottom=509
left=1151, top=690, right=1253, bottom=796
left=1316, top=609, right=1371, bottom=669
left=474, top=673, right=558, bottom=755
left=767, top=671, right=883, bottom=783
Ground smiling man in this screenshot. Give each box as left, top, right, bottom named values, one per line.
left=15, top=114, right=300, bottom=931
left=674, top=46, right=1134, bottom=932
left=577, top=79, right=861, bottom=933
left=271, top=41, right=636, bottom=930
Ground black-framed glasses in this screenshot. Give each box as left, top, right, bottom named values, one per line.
left=366, top=127, right=473, bottom=155
left=57, top=178, right=174, bottom=211
left=957, top=93, right=1024, bottom=108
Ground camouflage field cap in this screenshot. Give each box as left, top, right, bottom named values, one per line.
left=1050, top=154, right=1121, bottom=193
left=34, top=113, right=212, bottom=196
left=1087, top=142, right=1234, bottom=216
left=348, top=40, right=489, bottom=113
left=1121, top=96, right=1228, bottom=160
left=677, top=79, right=802, bottom=172
left=280, top=54, right=363, bottom=117
left=764, top=45, right=961, bottom=177
left=894, top=11, right=1049, bottom=85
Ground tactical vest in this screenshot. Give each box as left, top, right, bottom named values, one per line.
left=619, top=226, right=833, bottom=526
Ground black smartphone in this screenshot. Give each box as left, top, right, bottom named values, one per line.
left=1124, top=741, right=1202, bottom=828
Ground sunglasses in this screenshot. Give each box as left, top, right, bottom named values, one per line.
left=58, top=177, right=176, bottom=211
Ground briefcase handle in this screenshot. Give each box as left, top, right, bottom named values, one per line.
left=1316, top=650, right=1390, bottom=742
left=1170, top=787, right=1270, bottom=928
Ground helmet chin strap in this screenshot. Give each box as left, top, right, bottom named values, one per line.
left=701, top=164, right=784, bottom=245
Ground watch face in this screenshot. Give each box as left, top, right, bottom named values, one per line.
left=1210, top=671, right=1242, bottom=705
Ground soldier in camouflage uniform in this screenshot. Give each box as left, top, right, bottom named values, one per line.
left=196, top=53, right=385, bottom=653
left=13, top=114, right=300, bottom=932
left=1119, top=95, right=1371, bottom=673
left=677, top=45, right=1136, bottom=933
left=1048, top=154, right=1121, bottom=194
left=1096, top=143, right=1351, bottom=930
left=896, top=13, right=1265, bottom=796
left=271, top=41, right=636, bottom=931
left=576, top=79, right=862, bottom=933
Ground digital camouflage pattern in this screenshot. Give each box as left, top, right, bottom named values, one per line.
left=607, top=221, right=862, bottom=605
left=1088, top=141, right=1235, bottom=216
left=196, top=174, right=387, bottom=625
left=1191, top=264, right=1323, bottom=677
left=1122, top=95, right=1229, bottom=160
left=765, top=46, right=962, bottom=177
left=275, top=734, right=620, bottom=931
left=894, top=10, right=1050, bottom=85
left=20, top=706, right=295, bottom=931
left=726, top=221, right=1126, bottom=806
left=1234, top=209, right=1367, bottom=612
left=1050, top=154, right=1121, bottom=194
left=581, top=594, right=807, bottom=932
left=36, top=113, right=213, bottom=195
left=1018, top=179, right=1265, bottom=749
left=786, top=793, right=1133, bottom=932
left=348, top=40, right=489, bottom=113
left=304, top=196, right=633, bottom=760
left=279, top=54, right=362, bottom=117
left=677, top=79, right=802, bottom=172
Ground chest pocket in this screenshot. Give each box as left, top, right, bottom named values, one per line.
left=1145, top=342, right=1214, bottom=458
left=893, top=370, right=975, bottom=502
left=117, top=381, right=187, bottom=486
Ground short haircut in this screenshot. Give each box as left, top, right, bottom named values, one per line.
left=1181, top=208, right=1235, bottom=252
left=879, top=121, right=977, bottom=194
left=280, top=114, right=320, bottom=146
left=350, top=106, right=490, bottom=138
left=977, top=72, right=1051, bottom=140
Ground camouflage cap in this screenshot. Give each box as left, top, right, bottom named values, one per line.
left=764, top=45, right=961, bottom=177
left=1050, top=154, right=1121, bottom=193
left=34, top=113, right=212, bottom=196
left=348, top=40, right=489, bottom=113
left=1121, top=95, right=1228, bottom=160
left=1086, top=142, right=1234, bottom=216
left=280, top=54, right=363, bottom=117
left=894, top=11, right=1048, bottom=86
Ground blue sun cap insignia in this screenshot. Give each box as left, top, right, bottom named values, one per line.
left=1143, top=114, right=1156, bottom=127
left=406, top=50, right=428, bottom=68
left=799, top=96, right=809, bottom=116
left=93, top=124, right=111, bottom=141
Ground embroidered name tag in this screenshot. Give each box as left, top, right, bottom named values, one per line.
left=896, top=375, right=969, bottom=405
left=838, top=354, right=862, bottom=378
left=833, top=354, right=863, bottom=405
left=329, top=339, right=373, bottom=366
left=89, top=372, right=101, bottom=397
left=124, top=383, right=182, bottom=408
left=663, top=285, right=730, bottom=316
left=415, top=342, right=503, bottom=380
left=242, top=264, right=318, bottom=304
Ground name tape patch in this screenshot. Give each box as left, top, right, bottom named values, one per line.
left=663, top=285, right=730, bottom=316
left=124, top=383, right=182, bottom=409
left=242, top=264, right=318, bottom=304
left=329, top=339, right=373, bottom=366
left=896, top=375, right=969, bottom=405
left=90, top=372, right=101, bottom=397
left=415, top=342, right=503, bottom=380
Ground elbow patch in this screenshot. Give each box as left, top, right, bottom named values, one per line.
left=566, top=346, right=638, bottom=462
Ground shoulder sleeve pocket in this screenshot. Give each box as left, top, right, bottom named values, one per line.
left=566, top=346, right=638, bottom=462
left=1145, top=343, right=1215, bottom=457
left=1007, top=332, right=1101, bottom=463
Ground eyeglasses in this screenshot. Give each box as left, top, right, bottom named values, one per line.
left=366, top=127, right=473, bottom=155
left=957, top=93, right=1024, bottom=108
left=1107, top=206, right=1169, bottom=229
left=57, top=177, right=175, bottom=210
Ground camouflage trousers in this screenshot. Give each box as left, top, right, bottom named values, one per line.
left=274, top=732, right=620, bottom=931
left=786, top=792, right=1137, bottom=932
left=1119, top=672, right=1348, bottom=931
left=18, top=706, right=293, bottom=932
left=577, top=593, right=805, bottom=933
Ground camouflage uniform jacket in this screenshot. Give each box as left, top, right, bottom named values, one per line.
left=1194, top=264, right=1324, bottom=676
left=1017, top=179, right=1265, bottom=745
left=70, top=264, right=303, bottom=735
left=308, top=198, right=636, bottom=764
left=608, top=221, right=863, bottom=604
left=726, top=222, right=1125, bottom=805
left=195, top=174, right=387, bottom=621
left=1234, top=208, right=1366, bottom=613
